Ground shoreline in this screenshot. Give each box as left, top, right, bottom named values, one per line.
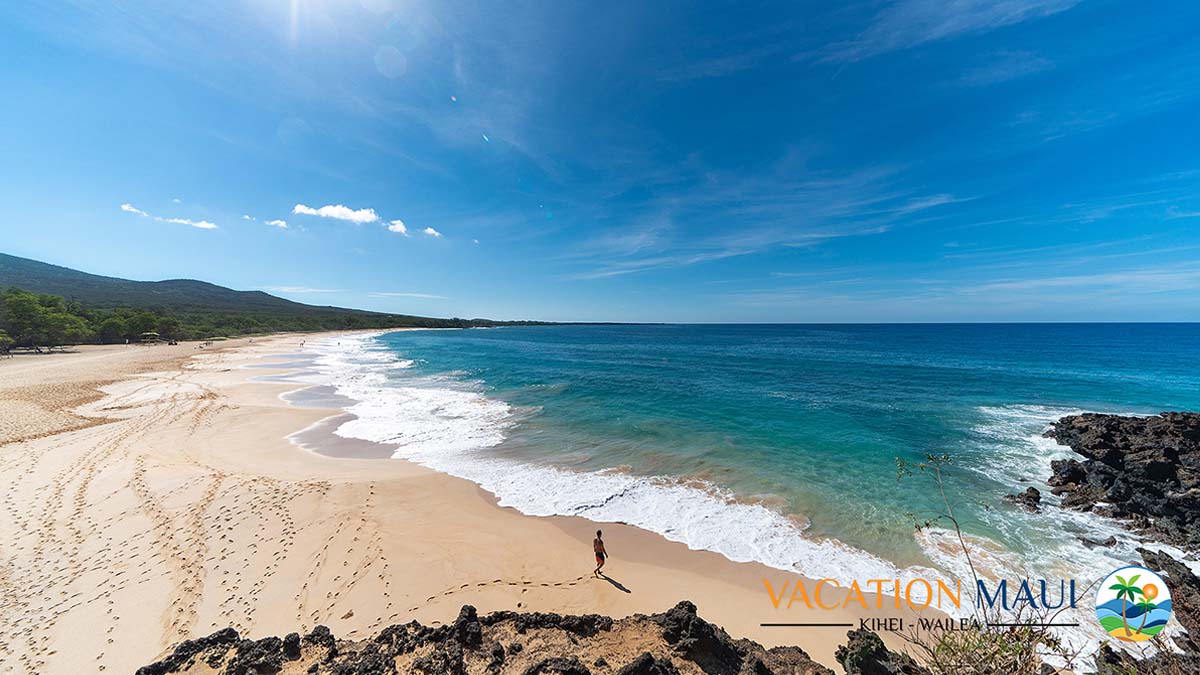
left=0, top=332, right=937, bottom=675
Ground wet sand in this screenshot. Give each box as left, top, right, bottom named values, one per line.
left=0, top=333, right=938, bottom=674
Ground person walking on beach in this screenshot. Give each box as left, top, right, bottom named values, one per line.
left=593, top=529, right=607, bottom=577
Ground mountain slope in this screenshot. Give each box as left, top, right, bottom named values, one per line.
left=0, top=253, right=543, bottom=337
left=1, top=253, right=386, bottom=316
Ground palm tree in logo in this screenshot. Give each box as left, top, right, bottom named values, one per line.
left=1135, top=583, right=1159, bottom=634
left=1108, top=574, right=1144, bottom=637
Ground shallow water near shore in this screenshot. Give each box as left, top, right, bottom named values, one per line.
left=291, top=324, right=1199, bottom=653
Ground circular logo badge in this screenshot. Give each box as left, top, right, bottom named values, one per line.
left=1096, top=566, right=1173, bottom=642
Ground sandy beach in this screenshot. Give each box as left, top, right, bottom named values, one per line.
left=0, top=332, right=935, bottom=674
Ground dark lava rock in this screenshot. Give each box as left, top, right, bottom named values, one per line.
left=521, top=656, right=593, bottom=675
left=1139, top=547, right=1200, bottom=655
left=1079, top=535, right=1117, bottom=549
left=224, top=636, right=284, bottom=675
left=737, top=655, right=773, bottom=675
left=283, top=633, right=301, bottom=661
left=834, top=629, right=931, bottom=675
left=763, top=646, right=834, bottom=675
left=455, top=605, right=484, bottom=647
left=1004, top=486, right=1042, bottom=512
left=329, top=647, right=397, bottom=675
left=1087, top=548, right=1200, bottom=674
left=413, top=641, right=463, bottom=675
left=655, top=601, right=743, bottom=674
left=304, top=625, right=338, bottom=660
left=139, top=602, right=830, bottom=675
left=1044, top=412, right=1200, bottom=547
left=136, top=627, right=241, bottom=675
left=485, top=609, right=614, bottom=637
left=1093, top=642, right=1200, bottom=675
left=614, top=653, right=680, bottom=675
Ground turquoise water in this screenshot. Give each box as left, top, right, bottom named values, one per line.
left=298, top=323, right=1199, bottom=599
left=364, top=323, right=1198, bottom=571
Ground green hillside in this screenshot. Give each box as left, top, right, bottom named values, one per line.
left=0, top=253, right=544, bottom=345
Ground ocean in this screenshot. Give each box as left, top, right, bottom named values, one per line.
left=291, top=324, right=1199, bottom=642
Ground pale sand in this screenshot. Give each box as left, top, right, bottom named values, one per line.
left=0, top=333, right=942, bottom=674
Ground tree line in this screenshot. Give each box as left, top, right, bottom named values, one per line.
left=0, top=286, right=556, bottom=351
left=0, top=287, right=189, bottom=350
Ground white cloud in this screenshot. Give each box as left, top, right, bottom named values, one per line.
left=172, top=197, right=182, bottom=203
left=387, top=219, right=409, bottom=235
left=473, top=239, right=480, bottom=244
left=293, top=203, right=379, bottom=223
left=242, top=214, right=256, bottom=221
left=423, top=226, right=442, bottom=237
left=157, top=216, right=218, bottom=230
left=121, top=202, right=216, bottom=229
left=265, top=219, right=288, bottom=228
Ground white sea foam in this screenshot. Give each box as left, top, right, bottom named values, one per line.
left=302, top=335, right=1183, bottom=661
left=932, top=403, right=1189, bottom=662
left=303, top=332, right=944, bottom=587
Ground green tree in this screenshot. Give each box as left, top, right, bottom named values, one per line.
left=1108, top=574, right=1144, bottom=637
left=42, top=310, right=90, bottom=347
left=0, top=329, right=12, bottom=353
left=97, top=316, right=128, bottom=343
left=1, top=288, right=49, bottom=347
left=156, top=316, right=182, bottom=339
left=1135, top=593, right=1155, bottom=633
left=125, top=311, right=159, bottom=339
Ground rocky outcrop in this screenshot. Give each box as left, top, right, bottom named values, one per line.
left=1004, top=487, right=1042, bottom=512
left=1044, top=412, right=1200, bottom=547
left=137, top=601, right=833, bottom=675
left=834, top=629, right=930, bottom=675
left=1139, top=548, right=1200, bottom=655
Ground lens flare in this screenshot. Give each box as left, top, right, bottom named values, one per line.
left=374, top=46, right=407, bottom=79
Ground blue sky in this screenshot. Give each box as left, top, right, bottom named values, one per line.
left=2, top=0, right=1199, bottom=322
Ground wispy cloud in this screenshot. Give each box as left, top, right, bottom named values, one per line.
left=956, top=51, right=1053, bottom=86
left=422, top=226, right=442, bottom=237
left=1166, top=206, right=1200, bottom=219
left=821, top=0, right=1079, bottom=63
left=387, top=219, right=409, bottom=235
left=293, top=203, right=379, bottom=223
left=120, top=202, right=216, bottom=229
left=962, top=264, right=1200, bottom=295
left=158, top=216, right=217, bottom=229
left=368, top=291, right=447, bottom=299
left=562, top=163, right=971, bottom=280
left=263, top=286, right=339, bottom=293
left=893, top=193, right=973, bottom=214
left=242, top=214, right=288, bottom=228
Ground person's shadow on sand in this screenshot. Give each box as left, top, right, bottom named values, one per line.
left=598, top=573, right=631, bottom=593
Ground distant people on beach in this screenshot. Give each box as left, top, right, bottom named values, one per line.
left=593, top=529, right=607, bottom=577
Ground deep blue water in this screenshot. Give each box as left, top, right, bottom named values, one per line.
left=368, top=324, right=1199, bottom=570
